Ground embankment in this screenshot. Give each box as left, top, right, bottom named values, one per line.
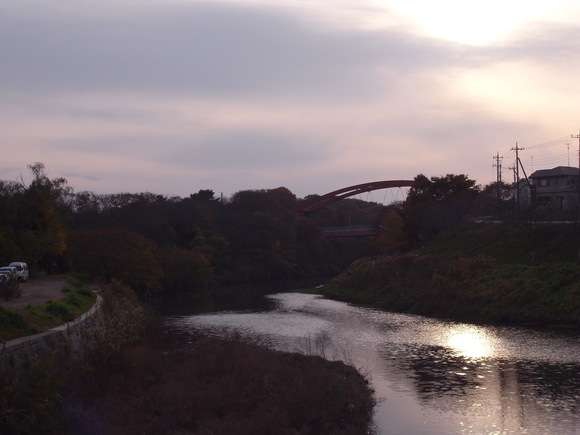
left=321, top=254, right=580, bottom=328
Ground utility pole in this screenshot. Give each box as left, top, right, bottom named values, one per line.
left=493, top=152, right=503, bottom=205
left=511, top=142, right=524, bottom=209
left=572, top=131, right=580, bottom=205
left=493, top=152, right=503, bottom=184
left=508, top=164, right=516, bottom=209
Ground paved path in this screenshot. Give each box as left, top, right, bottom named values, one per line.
left=0, top=275, right=67, bottom=310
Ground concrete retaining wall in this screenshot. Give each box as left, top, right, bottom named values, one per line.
left=0, top=295, right=103, bottom=367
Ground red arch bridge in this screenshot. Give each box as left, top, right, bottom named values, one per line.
left=295, top=180, right=415, bottom=237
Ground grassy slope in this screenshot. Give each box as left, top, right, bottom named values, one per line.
left=0, top=275, right=96, bottom=342
left=322, top=223, right=580, bottom=328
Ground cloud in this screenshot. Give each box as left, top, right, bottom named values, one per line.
left=0, top=1, right=462, bottom=100
left=2, top=0, right=580, bottom=198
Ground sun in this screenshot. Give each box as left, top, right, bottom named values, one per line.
left=379, top=0, right=554, bottom=45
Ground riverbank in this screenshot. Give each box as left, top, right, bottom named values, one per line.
left=320, top=254, right=580, bottom=329
left=63, top=333, right=375, bottom=435
left=0, top=280, right=375, bottom=434
left=1, top=330, right=376, bottom=434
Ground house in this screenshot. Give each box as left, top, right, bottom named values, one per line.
left=521, top=166, right=580, bottom=209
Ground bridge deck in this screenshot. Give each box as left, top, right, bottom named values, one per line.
left=322, top=226, right=379, bottom=238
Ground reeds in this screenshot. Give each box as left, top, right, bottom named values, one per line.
left=63, top=333, right=375, bottom=435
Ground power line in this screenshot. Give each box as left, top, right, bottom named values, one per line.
left=521, top=151, right=570, bottom=165
left=525, top=135, right=570, bottom=150
left=501, top=134, right=577, bottom=173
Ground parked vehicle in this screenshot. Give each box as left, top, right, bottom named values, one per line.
left=0, top=267, right=19, bottom=296
left=8, top=262, right=29, bottom=282
left=0, top=266, right=18, bottom=282
left=0, top=273, right=8, bottom=297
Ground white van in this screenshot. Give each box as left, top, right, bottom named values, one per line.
left=9, top=262, right=29, bottom=282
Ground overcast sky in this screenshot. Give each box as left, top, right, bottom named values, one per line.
left=2, top=0, right=580, bottom=199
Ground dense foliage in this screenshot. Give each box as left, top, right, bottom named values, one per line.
left=4, top=162, right=576, bottom=327
left=0, top=164, right=388, bottom=296
left=0, top=163, right=70, bottom=271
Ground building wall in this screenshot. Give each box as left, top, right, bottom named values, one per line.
left=534, top=177, right=578, bottom=209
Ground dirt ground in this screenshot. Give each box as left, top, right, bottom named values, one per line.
left=0, top=275, right=67, bottom=310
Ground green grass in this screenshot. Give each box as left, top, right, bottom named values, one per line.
left=417, top=222, right=580, bottom=264
left=0, top=275, right=96, bottom=342
left=322, top=233, right=580, bottom=328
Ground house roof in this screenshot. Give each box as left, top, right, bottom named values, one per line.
left=530, top=166, right=580, bottom=179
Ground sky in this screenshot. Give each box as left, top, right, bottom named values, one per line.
left=2, top=0, right=580, bottom=199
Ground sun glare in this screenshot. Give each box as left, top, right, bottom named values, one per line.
left=447, top=326, right=495, bottom=360
left=380, top=0, right=553, bottom=45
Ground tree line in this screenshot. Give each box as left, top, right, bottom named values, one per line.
left=0, top=164, right=510, bottom=297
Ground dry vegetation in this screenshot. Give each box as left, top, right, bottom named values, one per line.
left=0, top=280, right=375, bottom=435
left=64, top=334, right=375, bottom=435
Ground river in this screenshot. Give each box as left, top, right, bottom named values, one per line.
left=162, top=284, right=580, bottom=435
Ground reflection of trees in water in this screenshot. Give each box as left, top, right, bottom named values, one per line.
left=515, top=361, right=580, bottom=415
left=378, top=342, right=580, bottom=421
left=379, top=343, right=580, bottom=406
left=379, top=344, right=485, bottom=403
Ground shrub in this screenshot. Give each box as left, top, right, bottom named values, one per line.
left=80, top=280, right=151, bottom=365
left=46, top=302, right=74, bottom=322
left=451, top=257, right=491, bottom=280
left=0, top=307, right=27, bottom=330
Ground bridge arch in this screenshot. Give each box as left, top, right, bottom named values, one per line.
left=295, top=180, right=415, bottom=214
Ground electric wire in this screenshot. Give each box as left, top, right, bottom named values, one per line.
left=500, top=134, right=579, bottom=172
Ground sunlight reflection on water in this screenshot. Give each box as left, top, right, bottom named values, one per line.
left=166, top=292, right=580, bottom=435
left=446, top=325, right=496, bottom=360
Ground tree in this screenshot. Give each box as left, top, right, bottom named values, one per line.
left=471, top=181, right=514, bottom=216
left=189, top=189, right=217, bottom=202
left=69, top=228, right=163, bottom=294
left=403, top=174, right=480, bottom=243
left=406, top=173, right=479, bottom=203
left=157, top=246, right=213, bottom=292
left=378, top=205, right=408, bottom=252
left=0, top=163, right=71, bottom=270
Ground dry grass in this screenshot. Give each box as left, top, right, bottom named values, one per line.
left=1, top=278, right=375, bottom=434
left=63, top=334, right=375, bottom=435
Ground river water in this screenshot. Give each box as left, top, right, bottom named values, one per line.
left=163, top=285, right=580, bottom=435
